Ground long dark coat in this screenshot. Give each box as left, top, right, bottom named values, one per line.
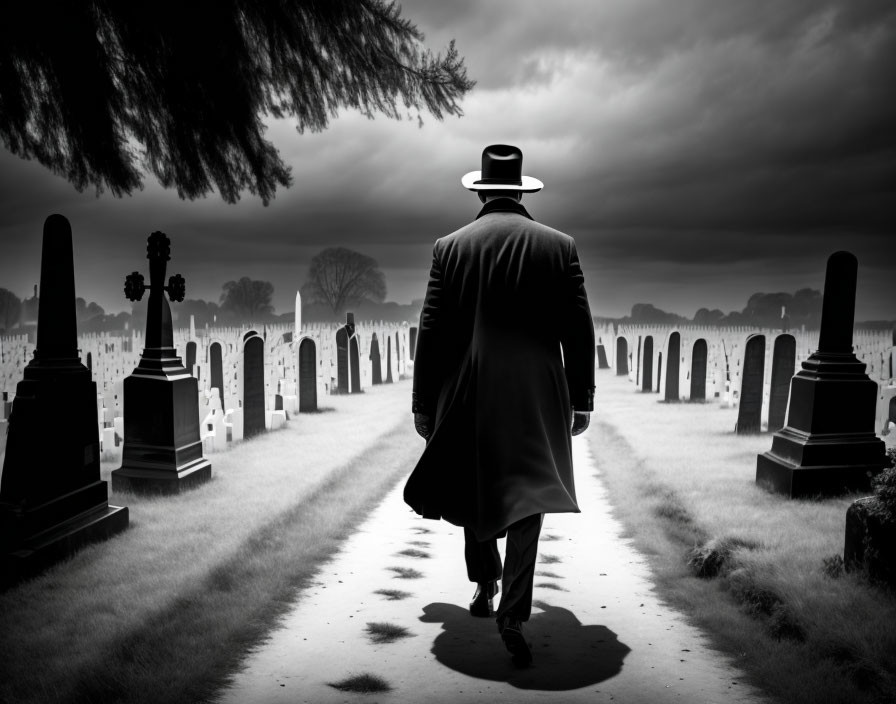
left=404, top=198, right=595, bottom=541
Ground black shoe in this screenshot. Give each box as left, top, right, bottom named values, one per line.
left=497, top=615, right=532, bottom=667
left=469, top=580, right=499, bottom=617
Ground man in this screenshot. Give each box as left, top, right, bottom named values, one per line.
left=404, top=144, right=595, bottom=666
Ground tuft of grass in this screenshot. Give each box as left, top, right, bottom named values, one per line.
left=387, top=566, right=423, bottom=579
left=411, top=526, right=433, bottom=534
left=395, top=548, right=429, bottom=559
left=408, top=540, right=430, bottom=547
left=328, top=673, right=392, bottom=693
left=365, top=621, right=413, bottom=644
left=687, top=536, right=760, bottom=579
left=822, top=555, right=845, bottom=579
left=540, top=534, right=562, bottom=541
left=539, top=553, right=561, bottom=564
left=536, top=571, right=563, bottom=579
left=373, top=589, right=411, bottom=601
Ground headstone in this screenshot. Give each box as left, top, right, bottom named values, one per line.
left=596, top=338, right=610, bottom=369
left=298, top=338, right=318, bottom=412
left=210, top=342, right=224, bottom=411
left=350, top=335, right=362, bottom=394
left=111, top=231, right=211, bottom=494
left=767, top=334, right=796, bottom=433
left=185, top=341, right=197, bottom=376
left=756, top=252, right=887, bottom=496
left=335, top=327, right=349, bottom=394
left=386, top=334, right=394, bottom=383
left=636, top=336, right=642, bottom=387
left=615, top=337, right=628, bottom=376
left=736, top=334, right=765, bottom=434
left=243, top=335, right=265, bottom=438
left=641, top=336, right=653, bottom=392
left=409, top=326, right=418, bottom=361
left=1, top=214, right=128, bottom=587
left=370, top=333, right=383, bottom=385
left=664, top=332, right=680, bottom=401
left=690, top=339, right=707, bottom=401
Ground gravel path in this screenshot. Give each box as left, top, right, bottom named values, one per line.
left=218, top=431, right=771, bottom=704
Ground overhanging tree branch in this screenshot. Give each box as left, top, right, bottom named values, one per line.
left=0, top=1, right=475, bottom=205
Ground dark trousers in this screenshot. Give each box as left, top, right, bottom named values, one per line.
left=464, top=513, right=543, bottom=621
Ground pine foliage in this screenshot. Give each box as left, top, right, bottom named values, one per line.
left=0, top=1, right=475, bottom=204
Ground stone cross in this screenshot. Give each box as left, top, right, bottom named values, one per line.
left=124, top=231, right=185, bottom=354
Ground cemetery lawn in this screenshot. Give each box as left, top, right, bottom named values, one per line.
left=590, top=371, right=896, bottom=704
left=0, top=380, right=422, bottom=704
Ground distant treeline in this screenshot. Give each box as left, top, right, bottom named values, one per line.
left=596, top=289, right=894, bottom=331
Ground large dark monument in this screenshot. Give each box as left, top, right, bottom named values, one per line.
left=111, top=232, right=211, bottom=494
left=690, top=339, right=707, bottom=401
left=767, top=334, right=796, bottom=433
left=736, top=334, right=765, bottom=434
left=1, top=215, right=128, bottom=587
left=756, top=252, right=887, bottom=497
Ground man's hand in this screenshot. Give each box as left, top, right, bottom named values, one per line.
left=414, top=413, right=433, bottom=441
left=571, top=411, right=590, bottom=436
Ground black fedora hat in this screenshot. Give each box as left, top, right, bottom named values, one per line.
left=462, top=144, right=543, bottom=192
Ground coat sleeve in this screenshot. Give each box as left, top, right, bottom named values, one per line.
left=412, top=241, right=446, bottom=416
left=560, top=238, right=595, bottom=412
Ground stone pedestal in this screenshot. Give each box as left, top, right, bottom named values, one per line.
left=111, top=232, right=211, bottom=494
left=756, top=252, right=886, bottom=497
left=1, top=215, right=128, bottom=588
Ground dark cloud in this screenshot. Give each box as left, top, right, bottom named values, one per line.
left=0, top=0, right=893, bottom=320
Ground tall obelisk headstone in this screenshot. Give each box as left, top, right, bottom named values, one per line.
left=756, top=252, right=886, bottom=497
left=111, top=233, right=211, bottom=493
left=1, top=215, right=128, bottom=587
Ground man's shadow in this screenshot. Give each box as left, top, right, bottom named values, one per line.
left=420, top=600, right=631, bottom=690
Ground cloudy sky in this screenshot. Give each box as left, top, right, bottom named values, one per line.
left=0, top=0, right=894, bottom=320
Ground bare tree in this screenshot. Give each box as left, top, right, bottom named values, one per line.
left=0, top=288, right=22, bottom=333
left=302, top=248, right=386, bottom=315
left=0, top=2, right=475, bottom=204
left=220, top=278, right=275, bottom=320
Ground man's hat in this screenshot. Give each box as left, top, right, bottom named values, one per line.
left=461, top=144, right=543, bottom=192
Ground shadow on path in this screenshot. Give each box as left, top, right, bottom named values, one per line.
left=420, top=600, right=631, bottom=690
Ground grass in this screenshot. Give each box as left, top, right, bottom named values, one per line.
left=386, top=566, right=424, bottom=579
left=539, top=553, right=562, bottom=564
left=0, top=380, right=420, bottom=704
left=365, top=621, right=413, bottom=644
left=328, top=673, right=392, bottom=693
left=590, top=371, right=896, bottom=704
left=395, top=548, right=430, bottom=559
left=373, top=589, right=412, bottom=601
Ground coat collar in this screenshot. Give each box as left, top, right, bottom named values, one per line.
left=475, top=197, right=533, bottom=220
